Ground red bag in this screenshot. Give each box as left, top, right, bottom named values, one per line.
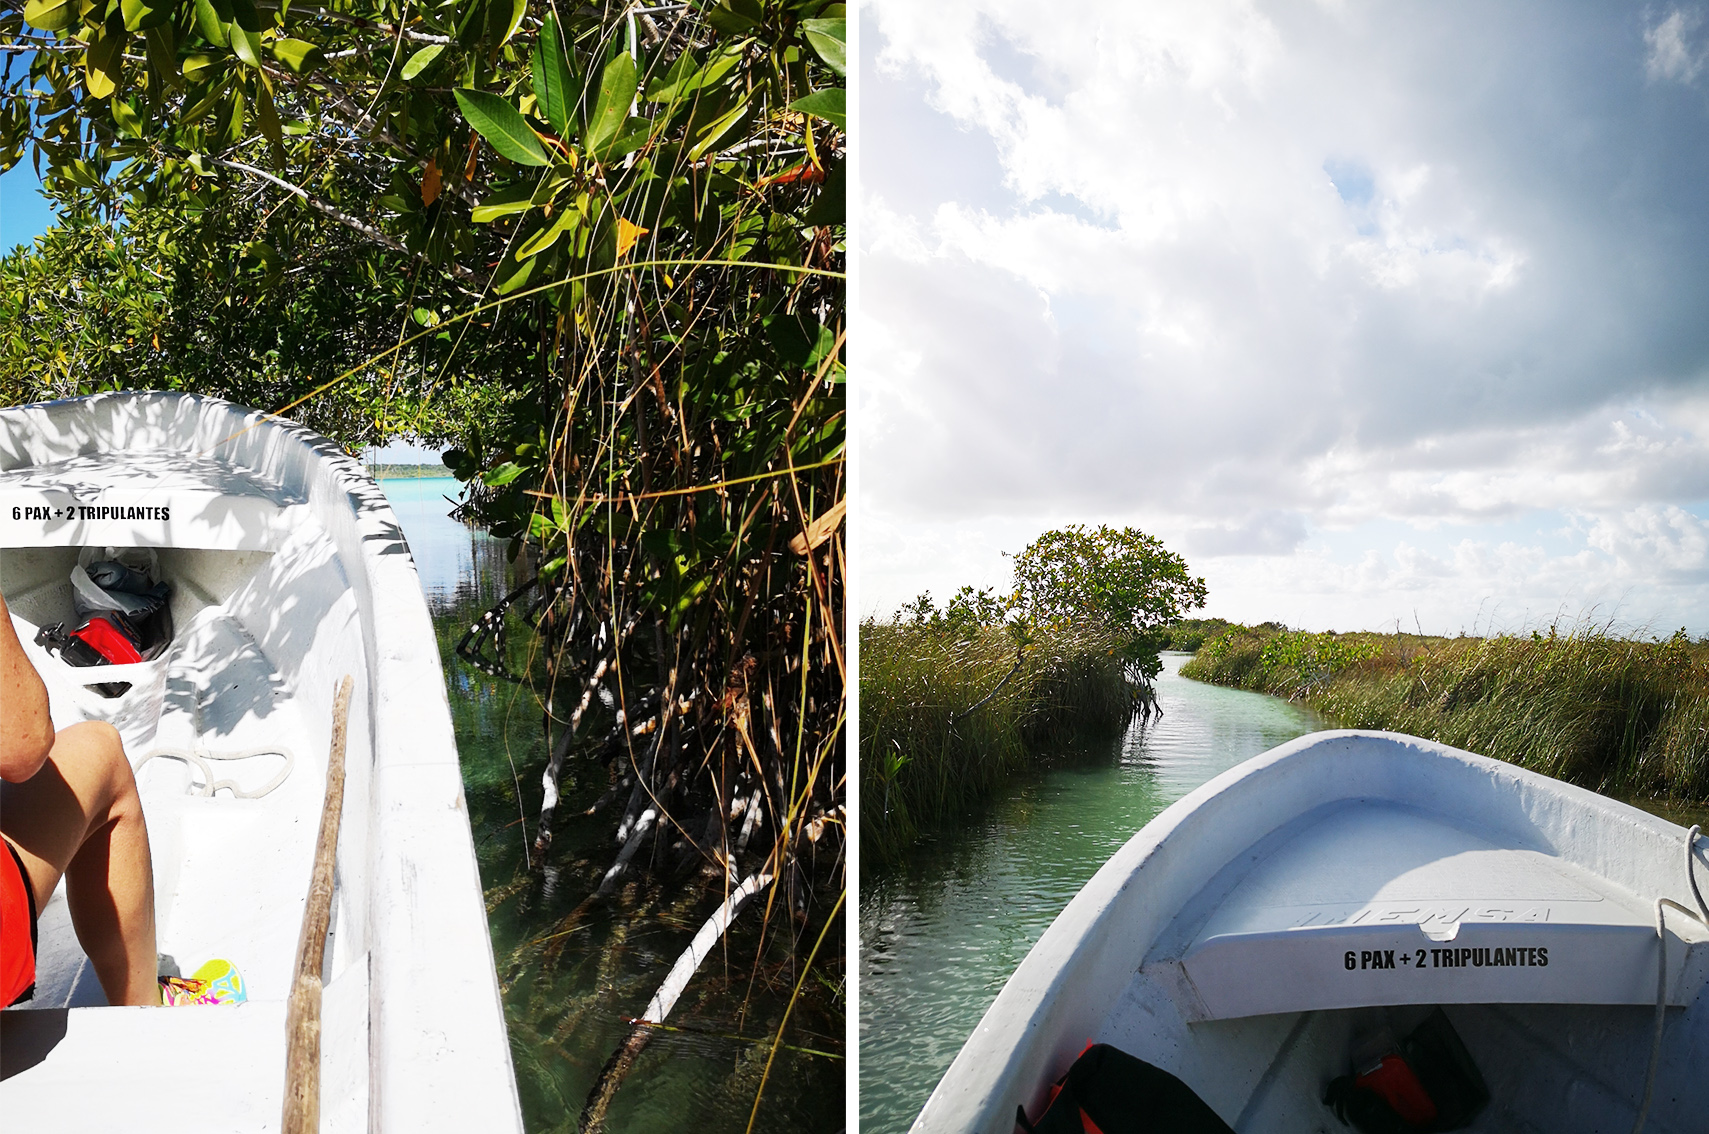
left=68, top=614, right=144, bottom=665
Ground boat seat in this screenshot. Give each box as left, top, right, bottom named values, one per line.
left=1, top=956, right=369, bottom=1134
left=1170, top=800, right=1709, bottom=1019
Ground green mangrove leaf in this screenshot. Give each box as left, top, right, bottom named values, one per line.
left=229, top=23, right=264, bottom=69
left=805, top=320, right=839, bottom=370
left=401, top=42, right=444, bottom=81
left=692, top=50, right=743, bottom=96
left=470, top=183, right=535, bottom=222
left=790, top=88, right=844, bottom=132
left=496, top=0, right=525, bottom=47
left=253, top=76, right=282, bottom=143
left=705, top=0, right=761, bottom=34
left=802, top=17, right=846, bottom=76
left=181, top=78, right=228, bottom=123
left=226, top=0, right=263, bottom=65
left=529, top=173, right=573, bottom=205
left=227, top=0, right=259, bottom=33
left=530, top=12, right=573, bottom=136
left=270, top=38, right=324, bottom=74
left=606, top=124, right=652, bottom=161
left=516, top=207, right=576, bottom=260
left=110, top=98, right=143, bottom=137
left=454, top=89, right=551, bottom=166
left=85, top=29, right=124, bottom=100
left=119, top=0, right=168, bottom=31
left=22, top=0, right=78, bottom=33
left=585, top=51, right=636, bottom=159
left=143, top=23, right=182, bottom=87
left=192, top=0, right=228, bottom=46
left=688, top=96, right=749, bottom=160
left=241, top=239, right=279, bottom=272
left=482, top=461, right=525, bottom=487
left=801, top=159, right=844, bottom=226
left=643, top=48, right=698, bottom=103
left=218, top=87, right=246, bottom=147
left=492, top=250, right=537, bottom=294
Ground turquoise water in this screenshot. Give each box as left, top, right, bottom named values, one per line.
left=381, top=477, right=843, bottom=1134
left=857, top=654, right=1326, bottom=1134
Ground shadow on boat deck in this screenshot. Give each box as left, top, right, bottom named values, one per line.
left=0, top=1008, right=68, bottom=1081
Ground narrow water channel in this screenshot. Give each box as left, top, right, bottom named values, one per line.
left=382, top=476, right=844, bottom=1134
left=857, top=653, right=1326, bottom=1134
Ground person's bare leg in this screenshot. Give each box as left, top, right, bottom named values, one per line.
left=0, top=721, right=159, bottom=1006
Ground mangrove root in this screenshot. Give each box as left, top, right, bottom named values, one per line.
left=576, top=870, right=774, bottom=1132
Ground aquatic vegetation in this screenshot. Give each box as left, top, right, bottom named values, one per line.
left=859, top=618, right=1136, bottom=866
left=436, top=566, right=843, bottom=1134
left=1182, top=623, right=1709, bottom=803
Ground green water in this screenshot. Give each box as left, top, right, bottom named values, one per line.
left=383, top=477, right=844, bottom=1134
left=857, top=653, right=1326, bottom=1134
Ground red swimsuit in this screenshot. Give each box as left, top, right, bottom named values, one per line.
left=2, top=836, right=37, bottom=1007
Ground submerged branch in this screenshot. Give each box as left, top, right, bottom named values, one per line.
left=578, top=871, right=774, bottom=1133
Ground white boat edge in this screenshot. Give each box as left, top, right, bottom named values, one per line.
left=0, top=392, right=523, bottom=1131
left=910, top=728, right=1709, bottom=1134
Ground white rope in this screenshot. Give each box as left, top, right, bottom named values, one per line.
left=1631, top=825, right=1708, bottom=1134
left=135, top=745, right=297, bottom=800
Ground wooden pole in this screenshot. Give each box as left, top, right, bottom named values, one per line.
left=283, top=675, right=355, bottom=1134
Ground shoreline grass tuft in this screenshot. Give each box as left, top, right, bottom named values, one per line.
left=1181, top=623, right=1709, bottom=805
left=860, top=619, right=1136, bottom=867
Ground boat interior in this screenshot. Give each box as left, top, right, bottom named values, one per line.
left=1110, top=805, right=1709, bottom=1132
left=1, top=393, right=522, bottom=1133
left=1096, top=994, right=1699, bottom=1132
left=920, top=733, right=1709, bottom=1134
left=2, top=466, right=375, bottom=1130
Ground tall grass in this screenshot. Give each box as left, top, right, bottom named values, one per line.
left=860, top=620, right=1136, bottom=865
left=1181, top=624, right=1709, bottom=802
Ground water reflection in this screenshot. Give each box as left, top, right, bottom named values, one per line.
left=377, top=476, right=502, bottom=609
left=857, top=653, right=1324, bottom=1134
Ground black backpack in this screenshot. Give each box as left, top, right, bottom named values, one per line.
left=1324, top=1009, right=1490, bottom=1132
left=1016, top=1044, right=1235, bottom=1134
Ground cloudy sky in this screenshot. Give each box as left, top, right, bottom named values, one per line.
left=856, top=0, right=1709, bottom=636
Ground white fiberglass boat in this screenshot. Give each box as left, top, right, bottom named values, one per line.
left=0, top=393, right=522, bottom=1132
left=916, top=730, right=1709, bottom=1134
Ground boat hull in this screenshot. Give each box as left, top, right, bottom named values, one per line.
left=0, top=393, right=522, bottom=1132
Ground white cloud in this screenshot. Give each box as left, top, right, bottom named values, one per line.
left=1646, top=9, right=1706, bottom=83
left=860, top=0, right=1709, bottom=633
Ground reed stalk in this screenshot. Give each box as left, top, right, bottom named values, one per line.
left=859, top=619, right=1136, bottom=866
left=1181, top=623, right=1709, bottom=803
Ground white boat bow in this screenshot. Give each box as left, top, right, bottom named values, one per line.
left=916, top=729, right=1709, bottom=1134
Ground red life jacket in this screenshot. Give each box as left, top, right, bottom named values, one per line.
left=2, top=840, right=37, bottom=1008
left=69, top=614, right=145, bottom=665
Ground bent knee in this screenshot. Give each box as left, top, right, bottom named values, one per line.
left=53, top=721, right=135, bottom=795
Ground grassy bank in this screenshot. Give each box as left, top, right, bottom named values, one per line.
left=367, top=463, right=448, bottom=479
left=860, top=621, right=1137, bottom=865
left=1181, top=624, right=1709, bottom=803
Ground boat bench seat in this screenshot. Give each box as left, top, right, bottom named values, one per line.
left=1174, top=801, right=1709, bottom=1019
left=1, top=956, right=369, bottom=1134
